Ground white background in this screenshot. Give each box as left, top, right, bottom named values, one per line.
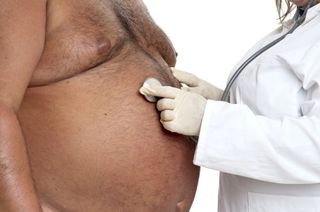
left=143, top=1, right=279, bottom=211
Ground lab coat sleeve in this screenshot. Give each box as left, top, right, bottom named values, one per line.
left=194, top=96, right=320, bottom=184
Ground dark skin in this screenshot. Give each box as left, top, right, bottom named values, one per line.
left=290, top=0, right=319, bottom=7
left=1, top=0, right=199, bottom=211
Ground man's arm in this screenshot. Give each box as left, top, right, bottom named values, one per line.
left=0, top=0, right=46, bottom=211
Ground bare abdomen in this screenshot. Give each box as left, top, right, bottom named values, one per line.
left=18, top=62, right=199, bottom=211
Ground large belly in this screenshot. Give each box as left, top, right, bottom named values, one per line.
left=18, top=58, right=199, bottom=211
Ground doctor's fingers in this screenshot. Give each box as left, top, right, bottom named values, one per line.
left=160, top=120, right=182, bottom=134
left=181, top=86, right=200, bottom=93
left=140, top=85, right=180, bottom=99
left=157, top=98, right=176, bottom=111
left=160, top=110, right=175, bottom=122
left=171, top=67, right=199, bottom=87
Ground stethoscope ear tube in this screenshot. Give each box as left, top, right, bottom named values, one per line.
left=220, top=0, right=313, bottom=102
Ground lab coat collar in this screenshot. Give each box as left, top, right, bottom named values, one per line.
left=282, top=3, right=320, bottom=29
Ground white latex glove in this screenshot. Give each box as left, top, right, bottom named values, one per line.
left=139, top=84, right=207, bottom=136
left=171, top=67, right=223, bottom=100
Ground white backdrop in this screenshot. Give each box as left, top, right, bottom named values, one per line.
left=143, top=1, right=278, bottom=211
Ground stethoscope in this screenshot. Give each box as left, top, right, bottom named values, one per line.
left=140, top=0, right=314, bottom=143
left=220, top=0, right=314, bottom=102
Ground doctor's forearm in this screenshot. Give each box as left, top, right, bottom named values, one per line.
left=0, top=104, right=41, bottom=212
left=195, top=100, right=320, bottom=184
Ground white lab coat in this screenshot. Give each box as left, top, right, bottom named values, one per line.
left=194, top=4, right=320, bottom=212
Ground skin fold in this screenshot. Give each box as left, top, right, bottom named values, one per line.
left=15, top=0, right=199, bottom=211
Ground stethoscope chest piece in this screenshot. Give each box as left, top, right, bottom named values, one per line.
left=140, top=77, right=162, bottom=103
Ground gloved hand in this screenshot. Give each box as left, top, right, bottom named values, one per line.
left=139, top=84, right=207, bottom=136
left=171, top=67, right=223, bottom=100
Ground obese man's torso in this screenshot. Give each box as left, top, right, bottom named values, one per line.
left=16, top=0, right=200, bottom=211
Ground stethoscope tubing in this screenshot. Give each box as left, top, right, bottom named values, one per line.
left=220, top=0, right=313, bottom=102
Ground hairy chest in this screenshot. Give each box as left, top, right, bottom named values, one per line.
left=30, top=0, right=176, bottom=86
